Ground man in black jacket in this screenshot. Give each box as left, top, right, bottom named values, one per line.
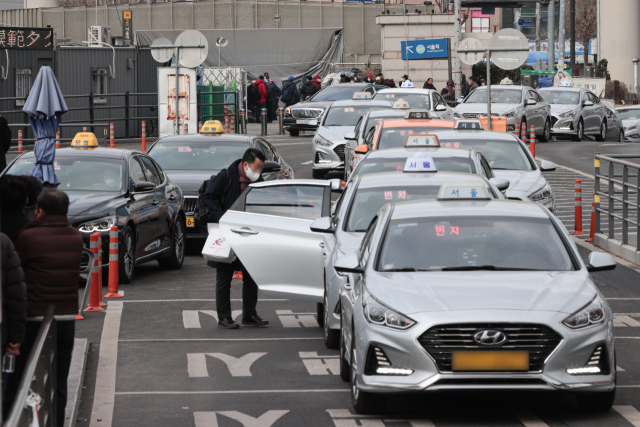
left=0, top=175, right=31, bottom=241
left=203, top=148, right=269, bottom=329
left=300, top=76, right=318, bottom=100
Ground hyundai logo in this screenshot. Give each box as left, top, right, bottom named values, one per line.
left=473, top=330, right=507, bottom=346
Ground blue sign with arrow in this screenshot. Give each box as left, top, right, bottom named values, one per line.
left=401, top=38, right=448, bottom=60
left=518, top=18, right=534, bottom=26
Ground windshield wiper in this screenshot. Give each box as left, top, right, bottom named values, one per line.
left=441, top=265, right=536, bottom=271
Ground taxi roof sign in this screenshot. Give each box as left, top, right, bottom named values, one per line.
left=405, top=133, right=440, bottom=147
left=438, top=183, right=490, bottom=200
left=392, top=98, right=410, bottom=109
left=404, top=110, right=431, bottom=120
left=454, top=119, right=484, bottom=130
left=403, top=152, right=437, bottom=173
left=200, top=120, right=224, bottom=134
left=71, top=132, right=99, bottom=150
left=352, top=92, right=372, bottom=100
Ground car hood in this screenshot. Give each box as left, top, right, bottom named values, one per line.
left=550, top=104, right=581, bottom=116
left=165, top=170, right=216, bottom=196
left=493, top=169, right=546, bottom=198
left=66, top=190, right=125, bottom=222
left=368, top=270, right=594, bottom=315
left=622, top=119, right=640, bottom=129
left=290, top=100, right=333, bottom=110
left=454, top=103, right=519, bottom=115
left=318, top=126, right=357, bottom=143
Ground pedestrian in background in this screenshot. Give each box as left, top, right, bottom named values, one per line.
left=423, top=77, right=437, bottom=90
left=203, top=148, right=270, bottom=329
left=267, top=79, right=281, bottom=123
left=281, top=77, right=300, bottom=107
left=0, top=175, right=31, bottom=241
left=400, top=75, right=410, bottom=85
left=0, top=117, right=11, bottom=171
left=442, top=80, right=455, bottom=101
left=9, top=189, right=83, bottom=427
left=247, top=81, right=260, bottom=122
left=20, top=175, right=43, bottom=221
left=461, top=74, right=471, bottom=98
left=313, top=75, right=322, bottom=90
left=364, top=74, right=374, bottom=83
left=254, top=76, right=268, bottom=123
left=339, top=72, right=351, bottom=83
left=300, top=76, right=318, bottom=100
left=469, top=76, right=479, bottom=94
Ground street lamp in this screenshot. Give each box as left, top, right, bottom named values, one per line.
left=215, top=37, right=228, bottom=68
left=273, top=14, right=282, bottom=28
left=633, top=58, right=639, bottom=93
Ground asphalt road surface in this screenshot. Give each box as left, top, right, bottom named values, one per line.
left=9, top=131, right=640, bottom=426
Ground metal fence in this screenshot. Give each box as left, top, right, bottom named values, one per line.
left=3, top=306, right=57, bottom=427
left=595, top=153, right=640, bottom=249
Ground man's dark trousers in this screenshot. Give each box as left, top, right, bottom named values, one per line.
left=216, top=265, right=258, bottom=320
left=254, top=102, right=266, bottom=123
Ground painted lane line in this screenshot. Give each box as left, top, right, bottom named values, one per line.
left=614, top=315, right=640, bottom=327
left=115, top=389, right=350, bottom=395
left=301, top=160, right=313, bottom=165
left=300, top=351, right=340, bottom=359
left=119, top=337, right=323, bottom=342
left=511, top=408, right=550, bottom=427
left=89, top=301, right=123, bottom=427
left=617, top=366, right=625, bottom=371
left=614, top=406, right=640, bottom=426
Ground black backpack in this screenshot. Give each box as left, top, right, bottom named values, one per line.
left=194, top=167, right=234, bottom=223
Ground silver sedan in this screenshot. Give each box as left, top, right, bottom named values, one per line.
left=336, top=197, right=617, bottom=415
left=616, top=106, right=640, bottom=142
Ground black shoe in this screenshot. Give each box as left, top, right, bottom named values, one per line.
left=218, top=318, right=240, bottom=329
left=242, top=314, right=269, bottom=327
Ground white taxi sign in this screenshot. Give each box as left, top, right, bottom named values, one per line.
left=405, top=134, right=440, bottom=147
left=438, top=183, right=490, bottom=200
left=403, top=152, right=437, bottom=172
left=454, top=119, right=484, bottom=130
left=352, top=92, right=372, bottom=100
left=404, top=110, right=431, bottom=119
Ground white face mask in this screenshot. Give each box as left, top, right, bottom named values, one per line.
left=245, top=164, right=260, bottom=182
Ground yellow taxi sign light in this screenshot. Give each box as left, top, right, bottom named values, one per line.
left=454, top=119, right=484, bottom=130
left=392, top=98, right=410, bottom=109
left=438, top=183, right=490, bottom=200
left=404, top=110, right=431, bottom=119
left=352, top=92, right=372, bottom=100
left=403, top=152, right=437, bottom=173
left=200, top=120, right=224, bottom=134
left=405, top=133, right=440, bottom=147
left=71, top=132, right=99, bottom=150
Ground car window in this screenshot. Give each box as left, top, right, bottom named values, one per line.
left=374, top=92, right=431, bottom=110
left=364, top=87, right=375, bottom=94
left=354, top=157, right=475, bottom=176
left=615, top=109, right=640, bottom=120
left=360, top=216, right=379, bottom=266
left=439, top=136, right=534, bottom=171
left=539, top=90, right=580, bottom=105
left=331, top=186, right=349, bottom=225
left=364, top=126, right=377, bottom=147
left=376, top=126, right=455, bottom=150
left=149, top=141, right=248, bottom=171
left=257, top=139, right=275, bottom=161
left=311, top=86, right=372, bottom=102
left=526, top=91, right=537, bottom=101
left=354, top=116, right=364, bottom=139
left=139, top=156, right=163, bottom=186
left=479, top=154, right=494, bottom=178
left=590, top=93, right=600, bottom=103
left=129, top=157, right=146, bottom=190
left=465, top=88, right=522, bottom=104
left=534, top=92, right=544, bottom=103
left=245, top=185, right=324, bottom=220
left=324, top=106, right=388, bottom=127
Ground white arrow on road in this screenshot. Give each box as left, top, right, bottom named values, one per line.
left=187, top=352, right=267, bottom=377
left=194, top=410, right=290, bottom=427
left=182, top=310, right=243, bottom=328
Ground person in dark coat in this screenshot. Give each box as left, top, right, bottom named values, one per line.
left=10, top=190, right=83, bottom=427
left=461, top=74, right=471, bottom=98
left=203, top=148, right=269, bottom=329
left=313, top=75, right=322, bottom=89
left=300, top=76, right=318, bottom=100
left=247, top=81, right=260, bottom=122
left=0, top=117, right=11, bottom=171
left=266, top=80, right=281, bottom=123
left=281, top=76, right=300, bottom=107
left=442, top=80, right=455, bottom=101
left=0, top=175, right=30, bottom=241
left=1, top=233, right=27, bottom=399
left=468, top=75, right=479, bottom=93
left=423, top=77, right=437, bottom=90
left=364, top=74, right=374, bottom=83
left=20, top=175, right=43, bottom=221
left=254, top=76, right=268, bottom=123
left=339, top=72, right=351, bottom=83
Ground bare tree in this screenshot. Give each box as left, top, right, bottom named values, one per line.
left=567, top=0, right=597, bottom=70
left=434, top=0, right=450, bottom=13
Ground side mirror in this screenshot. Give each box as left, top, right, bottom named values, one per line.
left=540, top=160, right=557, bottom=172
left=490, top=177, right=510, bottom=192
left=330, top=178, right=343, bottom=192
left=310, top=216, right=335, bottom=233
left=355, top=144, right=369, bottom=154
left=133, top=181, right=155, bottom=192
left=262, top=161, right=282, bottom=173
left=587, top=252, right=617, bottom=272
left=344, top=131, right=357, bottom=141
left=334, top=253, right=364, bottom=274
left=435, top=104, right=447, bottom=111
left=583, top=100, right=594, bottom=107
left=526, top=99, right=537, bottom=106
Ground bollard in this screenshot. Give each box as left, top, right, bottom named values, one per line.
left=530, top=125, right=536, bottom=159
left=109, top=123, right=115, bottom=148
left=83, top=126, right=87, bottom=132
left=56, top=128, right=61, bottom=149
left=233, top=271, right=243, bottom=279
left=230, top=116, right=235, bottom=133
left=184, top=122, right=189, bottom=134
left=224, top=116, right=230, bottom=134
left=515, top=120, right=520, bottom=138
left=586, top=185, right=596, bottom=242
left=98, top=241, right=106, bottom=307
left=141, top=121, right=147, bottom=152
left=18, top=130, right=23, bottom=152
left=239, top=109, right=247, bottom=134
left=520, top=123, right=526, bottom=144
left=105, top=225, right=123, bottom=298
left=85, top=233, right=104, bottom=312
left=261, top=108, right=268, bottom=136
left=571, top=180, right=585, bottom=235
left=278, top=108, right=285, bottom=135
left=198, top=121, right=202, bottom=133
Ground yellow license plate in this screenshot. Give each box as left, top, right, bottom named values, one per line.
left=186, top=217, right=195, bottom=227
left=451, top=351, right=529, bottom=371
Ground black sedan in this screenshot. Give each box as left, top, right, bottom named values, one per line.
left=3, top=147, right=186, bottom=284
left=146, top=133, right=293, bottom=239
left=284, top=83, right=387, bottom=136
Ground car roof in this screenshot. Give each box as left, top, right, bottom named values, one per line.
left=391, top=199, right=548, bottom=220
left=363, top=146, right=474, bottom=160
left=379, top=118, right=456, bottom=128
left=155, top=133, right=253, bottom=144
left=425, top=129, right=522, bottom=141
left=367, top=109, right=406, bottom=119
left=375, top=88, right=435, bottom=94
left=13, top=147, right=131, bottom=159
left=540, top=87, right=583, bottom=92
left=473, top=85, right=527, bottom=91
left=329, top=100, right=393, bottom=108
left=325, top=83, right=377, bottom=89
left=357, top=171, right=488, bottom=190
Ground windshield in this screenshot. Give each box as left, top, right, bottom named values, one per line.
left=539, top=90, right=580, bottom=105
left=465, top=89, right=522, bottom=104
left=378, top=216, right=574, bottom=272
left=148, top=142, right=248, bottom=170
left=374, top=92, right=431, bottom=109
left=7, top=157, right=124, bottom=192
left=324, top=106, right=386, bottom=127
left=311, top=86, right=371, bottom=102
left=354, top=157, right=475, bottom=177
left=377, top=126, right=454, bottom=150
left=438, top=136, right=532, bottom=171
left=617, top=110, right=640, bottom=120
left=346, top=186, right=441, bottom=232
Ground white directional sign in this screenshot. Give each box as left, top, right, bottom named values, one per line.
left=194, top=410, right=290, bottom=427
left=300, top=352, right=340, bottom=375
left=182, top=310, right=243, bottom=328
left=276, top=310, right=318, bottom=327
left=187, top=352, right=266, bottom=377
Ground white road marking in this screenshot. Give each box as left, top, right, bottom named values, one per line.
left=301, top=358, right=340, bottom=375
left=327, top=409, right=434, bottom=426
left=618, top=366, right=625, bottom=372
left=512, top=408, right=550, bottom=427
left=277, top=309, right=318, bottom=327
left=326, top=409, right=378, bottom=418
left=333, top=420, right=385, bottom=427
left=300, top=351, right=339, bottom=359
left=120, top=337, right=323, bottom=342
left=194, top=410, right=290, bottom=427
left=118, top=290, right=124, bottom=296
left=115, top=389, right=350, bottom=395
left=187, top=352, right=267, bottom=377
left=182, top=310, right=242, bottom=328
left=614, top=315, right=640, bottom=327
left=301, top=160, right=313, bottom=165
left=89, top=301, right=123, bottom=427
left=614, top=406, right=640, bottom=426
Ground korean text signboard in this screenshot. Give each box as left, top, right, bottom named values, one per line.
left=401, top=38, right=448, bottom=60
left=0, top=27, right=53, bottom=50
left=123, top=11, right=132, bottom=46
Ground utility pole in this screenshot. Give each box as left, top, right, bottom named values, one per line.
left=558, top=0, right=566, bottom=71
left=547, top=0, right=555, bottom=71
left=535, top=2, right=541, bottom=51
left=569, top=0, right=576, bottom=74
left=454, top=0, right=462, bottom=97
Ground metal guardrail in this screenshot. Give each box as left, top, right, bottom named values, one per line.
left=595, top=153, right=640, bottom=248
left=3, top=306, right=57, bottom=427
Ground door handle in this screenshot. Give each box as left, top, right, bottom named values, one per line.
left=230, top=227, right=259, bottom=235
left=319, top=242, right=325, bottom=248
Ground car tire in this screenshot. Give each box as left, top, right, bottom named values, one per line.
left=119, top=225, right=135, bottom=284
left=538, top=119, right=551, bottom=142
left=339, top=320, right=351, bottom=382
left=312, top=169, right=325, bottom=179
left=289, top=129, right=300, bottom=137
left=324, top=284, right=340, bottom=349
left=595, top=120, right=607, bottom=142
left=316, top=302, right=324, bottom=327
left=619, top=130, right=625, bottom=143
left=351, top=334, right=387, bottom=415
left=158, top=217, right=186, bottom=270
left=572, top=119, right=584, bottom=142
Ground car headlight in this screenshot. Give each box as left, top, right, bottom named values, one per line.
left=78, top=216, right=118, bottom=233
left=502, top=110, right=518, bottom=118
left=528, top=184, right=552, bottom=202
left=560, top=109, right=580, bottom=118
left=314, top=135, right=333, bottom=146
left=363, top=290, right=415, bottom=330
left=627, top=124, right=639, bottom=131
left=285, top=107, right=292, bottom=116
left=563, top=294, right=607, bottom=329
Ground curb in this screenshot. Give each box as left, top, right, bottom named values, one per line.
left=594, top=233, right=640, bottom=266
left=64, top=338, right=89, bottom=427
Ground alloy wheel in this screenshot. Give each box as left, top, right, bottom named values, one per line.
left=124, top=233, right=134, bottom=278
left=174, top=220, right=185, bottom=263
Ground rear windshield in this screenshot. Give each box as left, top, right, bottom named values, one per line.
left=377, top=126, right=454, bottom=150
left=311, top=86, right=371, bottom=102
left=378, top=216, right=574, bottom=272
left=438, top=136, right=533, bottom=171
left=616, top=110, right=640, bottom=120
left=324, top=106, right=387, bottom=127
left=354, top=157, right=475, bottom=177
left=148, top=142, right=248, bottom=170
left=465, top=89, right=522, bottom=104
left=373, top=92, right=431, bottom=110
left=539, top=90, right=580, bottom=105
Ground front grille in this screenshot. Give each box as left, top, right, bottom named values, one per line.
left=551, top=116, right=558, bottom=127
left=463, top=113, right=479, bottom=119
left=183, top=197, right=198, bottom=214
left=418, top=323, right=562, bottom=373
left=334, top=144, right=345, bottom=161
left=432, top=378, right=547, bottom=386
left=292, top=109, right=323, bottom=119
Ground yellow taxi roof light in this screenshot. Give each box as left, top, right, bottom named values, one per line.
left=392, top=98, right=410, bottom=109
left=71, top=132, right=100, bottom=150
left=200, top=120, right=224, bottom=134
left=405, top=133, right=440, bottom=147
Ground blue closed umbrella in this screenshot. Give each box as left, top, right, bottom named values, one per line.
left=22, top=66, right=68, bottom=187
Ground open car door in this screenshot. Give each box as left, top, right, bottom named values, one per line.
left=219, top=180, right=333, bottom=302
